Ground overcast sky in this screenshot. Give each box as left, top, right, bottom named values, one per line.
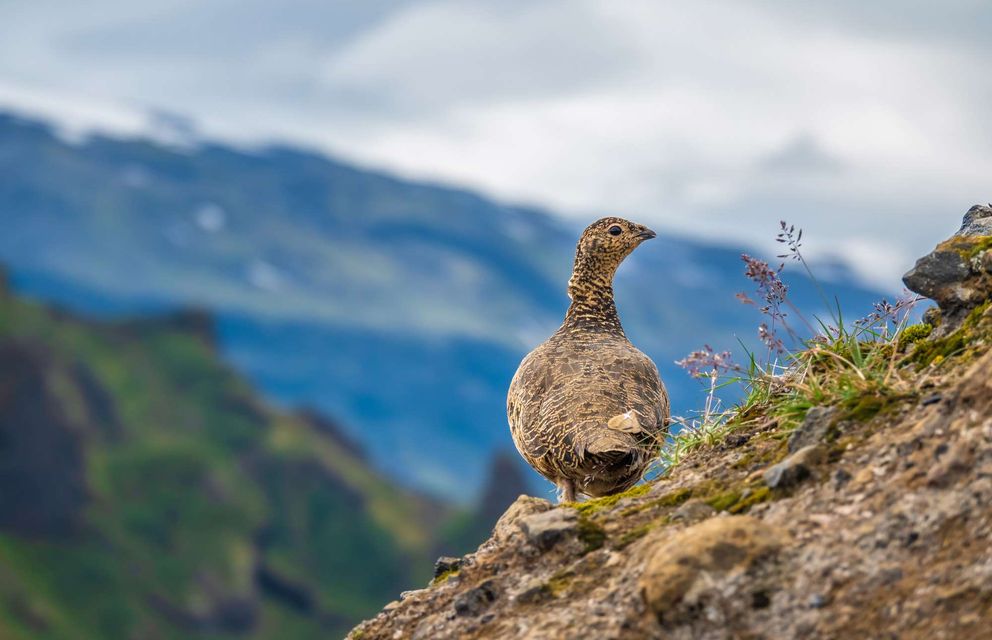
left=2, top=0, right=990, bottom=289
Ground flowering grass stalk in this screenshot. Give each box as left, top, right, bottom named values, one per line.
left=664, top=221, right=928, bottom=473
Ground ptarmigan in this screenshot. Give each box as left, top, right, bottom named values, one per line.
left=507, top=217, right=670, bottom=503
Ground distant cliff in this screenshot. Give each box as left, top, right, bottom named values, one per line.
left=0, top=282, right=446, bottom=639
left=351, top=206, right=992, bottom=639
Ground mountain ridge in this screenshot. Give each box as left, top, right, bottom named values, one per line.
left=0, top=111, right=885, bottom=499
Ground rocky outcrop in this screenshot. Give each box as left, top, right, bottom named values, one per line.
left=350, top=207, right=992, bottom=640
left=904, top=203, right=992, bottom=332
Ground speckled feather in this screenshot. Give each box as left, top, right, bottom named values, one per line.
left=507, top=217, right=670, bottom=501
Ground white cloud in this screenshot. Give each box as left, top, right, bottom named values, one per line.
left=1, top=0, right=990, bottom=290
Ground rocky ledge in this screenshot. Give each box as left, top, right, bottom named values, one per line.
left=350, top=207, right=992, bottom=640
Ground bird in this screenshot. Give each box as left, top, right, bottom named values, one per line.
left=507, top=217, right=670, bottom=503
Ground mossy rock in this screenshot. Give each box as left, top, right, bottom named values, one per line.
left=576, top=515, right=607, bottom=553
left=430, top=568, right=460, bottom=587
left=909, top=300, right=991, bottom=368
left=569, top=484, right=651, bottom=517
left=546, top=570, right=575, bottom=597
left=936, top=235, right=992, bottom=260
left=898, top=323, right=933, bottom=349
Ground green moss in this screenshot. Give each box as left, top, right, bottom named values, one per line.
left=430, top=568, right=459, bottom=587
left=912, top=331, right=968, bottom=367
left=898, top=323, right=933, bottom=349
left=910, top=300, right=992, bottom=368
left=938, top=235, right=992, bottom=260
left=615, top=514, right=680, bottom=548
left=840, top=394, right=887, bottom=422
left=576, top=516, right=606, bottom=553
left=966, top=299, right=992, bottom=325
left=569, top=484, right=651, bottom=517
left=705, top=490, right=742, bottom=512
left=650, top=486, right=692, bottom=509
left=546, top=570, right=574, bottom=597
left=727, top=486, right=772, bottom=514
left=945, top=236, right=992, bottom=260
left=733, top=436, right=790, bottom=470
left=623, top=486, right=693, bottom=517
left=696, top=481, right=775, bottom=515
left=615, top=523, right=655, bottom=549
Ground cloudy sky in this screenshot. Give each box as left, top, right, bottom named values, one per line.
left=2, top=0, right=990, bottom=289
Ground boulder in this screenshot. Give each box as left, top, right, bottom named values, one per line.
left=640, top=515, right=789, bottom=624
left=491, top=495, right=551, bottom=543
left=787, top=406, right=836, bottom=453
left=519, top=508, right=579, bottom=551
left=763, top=445, right=825, bottom=489
left=904, top=204, right=992, bottom=330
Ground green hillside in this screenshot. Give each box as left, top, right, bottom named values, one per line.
left=0, top=275, right=444, bottom=639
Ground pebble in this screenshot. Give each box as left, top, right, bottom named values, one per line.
left=764, top=445, right=825, bottom=489
left=453, top=580, right=499, bottom=617
left=519, top=509, right=579, bottom=551
left=433, top=556, right=463, bottom=579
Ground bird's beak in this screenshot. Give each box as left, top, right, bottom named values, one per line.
left=636, top=227, right=657, bottom=241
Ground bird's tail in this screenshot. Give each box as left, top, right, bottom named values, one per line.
left=583, top=429, right=641, bottom=475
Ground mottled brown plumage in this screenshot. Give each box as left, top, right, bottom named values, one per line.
left=507, top=217, right=670, bottom=503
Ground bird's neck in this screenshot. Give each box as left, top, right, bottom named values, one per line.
left=563, top=258, right=625, bottom=336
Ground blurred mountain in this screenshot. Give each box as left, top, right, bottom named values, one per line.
left=435, top=451, right=533, bottom=557
left=0, top=112, right=885, bottom=499
left=0, top=279, right=445, bottom=639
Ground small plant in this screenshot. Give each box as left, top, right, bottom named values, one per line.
left=666, top=221, right=926, bottom=472
left=663, top=347, right=741, bottom=468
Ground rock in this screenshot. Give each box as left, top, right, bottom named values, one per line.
left=670, top=500, right=717, bottom=524
left=959, top=203, right=992, bottom=236
left=725, top=433, right=751, bottom=448
left=903, top=204, right=992, bottom=329
left=382, top=599, right=402, bottom=611
left=491, top=495, right=551, bottom=543
left=763, top=445, right=825, bottom=489
left=433, top=556, right=463, bottom=580
left=903, top=250, right=971, bottom=302
left=453, top=580, right=498, bottom=617
left=808, top=593, right=829, bottom=609
left=639, top=515, right=789, bottom=624
left=926, top=441, right=974, bottom=488
left=515, top=579, right=552, bottom=604
left=788, top=406, right=836, bottom=453
left=519, top=508, right=579, bottom=551
left=921, top=393, right=943, bottom=407
left=831, top=468, right=852, bottom=489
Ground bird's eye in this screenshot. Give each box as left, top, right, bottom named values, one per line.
left=608, top=225, right=622, bottom=236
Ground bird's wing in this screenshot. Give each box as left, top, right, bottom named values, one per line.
left=507, top=348, right=552, bottom=461
left=615, top=346, right=670, bottom=436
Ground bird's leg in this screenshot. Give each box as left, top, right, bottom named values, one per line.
left=557, top=479, right=576, bottom=504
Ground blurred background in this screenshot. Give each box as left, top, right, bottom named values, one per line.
left=0, top=1, right=989, bottom=637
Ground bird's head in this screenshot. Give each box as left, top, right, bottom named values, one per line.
left=568, top=217, right=656, bottom=299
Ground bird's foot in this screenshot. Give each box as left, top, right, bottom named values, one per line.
left=557, top=479, right=576, bottom=504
